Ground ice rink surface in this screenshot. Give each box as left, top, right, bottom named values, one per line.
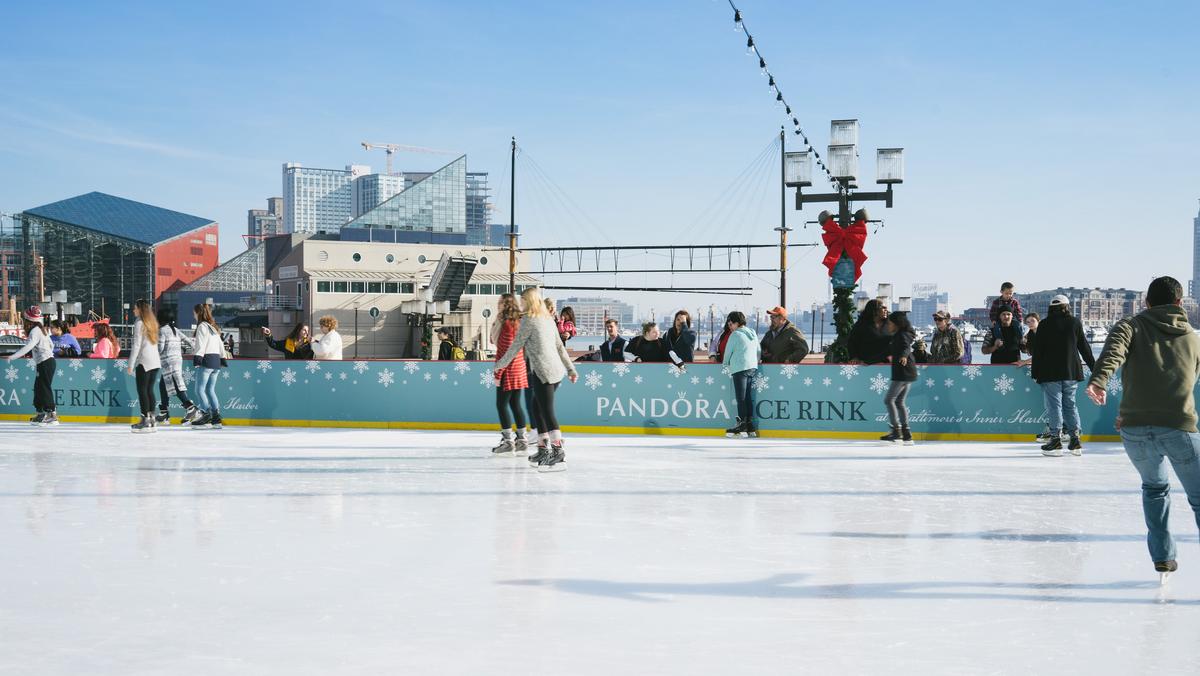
left=2, top=423, right=1199, bottom=676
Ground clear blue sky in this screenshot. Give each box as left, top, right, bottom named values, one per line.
left=1, top=0, right=1198, bottom=321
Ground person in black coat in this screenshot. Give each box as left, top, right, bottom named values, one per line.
left=881, top=311, right=918, bottom=445
left=1030, top=296, right=1097, bottom=453
left=599, top=319, right=627, bottom=362
left=263, top=323, right=314, bottom=360
left=664, top=311, right=697, bottom=363
left=848, top=299, right=892, bottom=364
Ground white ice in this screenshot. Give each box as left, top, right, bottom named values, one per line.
left=2, top=423, right=1198, bottom=675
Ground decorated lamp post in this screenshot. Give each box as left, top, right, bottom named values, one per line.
left=784, top=119, right=903, bottom=362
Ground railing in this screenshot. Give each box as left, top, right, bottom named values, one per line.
left=240, top=295, right=301, bottom=310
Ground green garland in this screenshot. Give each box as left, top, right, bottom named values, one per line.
left=823, top=284, right=858, bottom=364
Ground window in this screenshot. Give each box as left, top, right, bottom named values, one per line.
left=352, top=253, right=362, bottom=262
left=478, top=284, right=493, bottom=295
left=317, top=281, right=331, bottom=293
left=385, top=254, right=395, bottom=263
left=466, top=284, right=477, bottom=295
left=333, top=281, right=348, bottom=293
left=190, top=246, right=204, bottom=256
left=479, top=256, right=488, bottom=265
left=368, top=282, right=383, bottom=293
left=384, top=282, right=399, bottom=294
left=350, top=281, right=365, bottom=293
left=418, top=255, right=427, bottom=264
left=156, top=267, right=172, bottom=276
left=401, top=282, right=414, bottom=293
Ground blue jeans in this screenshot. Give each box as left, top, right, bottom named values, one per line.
left=1040, top=381, right=1080, bottom=435
left=194, top=367, right=221, bottom=414
left=1120, top=425, right=1200, bottom=563
left=731, top=369, right=756, bottom=424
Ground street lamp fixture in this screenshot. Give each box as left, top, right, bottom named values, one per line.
left=783, top=151, right=812, bottom=187
left=830, top=119, right=859, bottom=146
left=876, top=148, right=904, bottom=184
left=827, top=145, right=858, bottom=182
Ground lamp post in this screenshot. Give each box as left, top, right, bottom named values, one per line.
left=810, top=301, right=817, bottom=351
left=784, top=119, right=904, bottom=362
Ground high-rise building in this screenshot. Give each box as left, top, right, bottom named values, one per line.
left=353, top=174, right=406, bottom=218
left=466, top=172, right=493, bottom=245
left=247, top=197, right=284, bottom=239
left=282, top=163, right=369, bottom=234
left=554, top=297, right=636, bottom=336
left=910, top=283, right=951, bottom=324
left=1192, top=200, right=1200, bottom=297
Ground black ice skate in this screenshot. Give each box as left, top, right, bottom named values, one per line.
left=1041, top=436, right=1063, bottom=456
left=725, top=419, right=747, bottom=438
left=742, top=422, right=758, bottom=438
left=181, top=406, right=200, bottom=426
left=155, top=411, right=171, bottom=425
left=131, top=414, right=156, bottom=434
left=1068, top=435, right=1083, bottom=456
left=209, top=413, right=223, bottom=429
left=1156, top=560, right=1178, bottom=585
left=30, top=412, right=45, bottom=426
left=880, top=426, right=901, bottom=444
left=900, top=427, right=914, bottom=446
left=190, top=411, right=212, bottom=429
left=538, top=444, right=566, bottom=473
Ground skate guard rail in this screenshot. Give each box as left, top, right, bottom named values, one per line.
left=0, top=359, right=1135, bottom=441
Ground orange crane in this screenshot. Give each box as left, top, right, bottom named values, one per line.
left=360, top=142, right=459, bottom=176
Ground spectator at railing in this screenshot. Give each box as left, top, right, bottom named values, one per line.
left=929, top=311, right=964, bottom=364
left=48, top=320, right=81, bottom=358
left=982, top=308, right=1022, bottom=364
left=312, top=316, right=343, bottom=360
left=599, top=319, right=627, bottom=361
left=557, top=306, right=577, bottom=345
left=263, top=323, right=314, bottom=360
left=90, top=322, right=119, bottom=359
left=625, top=322, right=685, bottom=368
left=665, top=310, right=697, bottom=363
left=760, top=306, right=810, bottom=363
left=848, top=299, right=891, bottom=364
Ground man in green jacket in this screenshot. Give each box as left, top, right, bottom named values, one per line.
left=1086, top=276, right=1200, bottom=581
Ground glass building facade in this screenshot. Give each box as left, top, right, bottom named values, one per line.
left=344, top=156, right=467, bottom=234
left=283, top=164, right=368, bottom=234
left=353, top=174, right=406, bottom=218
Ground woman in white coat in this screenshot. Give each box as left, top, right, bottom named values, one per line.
left=191, top=303, right=226, bottom=429
left=312, top=315, right=344, bottom=360
left=127, top=299, right=162, bottom=433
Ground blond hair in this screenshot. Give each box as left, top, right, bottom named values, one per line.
left=319, top=315, right=339, bottom=331
left=522, top=287, right=550, bottom=319
left=135, top=299, right=159, bottom=344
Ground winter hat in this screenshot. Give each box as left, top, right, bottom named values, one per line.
left=22, top=305, right=42, bottom=323
left=932, top=310, right=951, bottom=321
left=1050, top=294, right=1070, bottom=307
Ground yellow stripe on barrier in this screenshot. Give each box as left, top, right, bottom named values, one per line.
left=0, top=412, right=1122, bottom=443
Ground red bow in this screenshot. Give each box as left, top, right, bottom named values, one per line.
left=821, top=218, right=868, bottom=281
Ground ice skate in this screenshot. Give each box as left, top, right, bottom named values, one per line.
left=491, top=436, right=516, bottom=456
left=30, top=412, right=45, bottom=426
left=1068, top=435, right=1083, bottom=456
left=528, top=444, right=550, bottom=466
left=40, top=411, right=59, bottom=427
left=538, top=445, right=566, bottom=473
left=742, top=422, right=758, bottom=438
left=900, top=427, right=914, bottom=446
left=880, top=426, right=901, bottom=445
left=155, top=411, right=171, bottom=426
left=725, top=419, right=746, bottom=438
left=181, top=406, right=200, bottom=426
left=514, top=437, right=529, bottom=454
left=1156, top=560, right=1177, bottom=585
left=209, top=413, right=223, bottom=430
left=131, top=414, right=156, bottom=434
left=190, top=411, right=212, bottom=429
left=1041, top=437, right=1063, bottom=456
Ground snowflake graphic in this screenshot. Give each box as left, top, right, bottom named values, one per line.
left=454, top=362, right=472, bottom=375
left=377, top=368, right=395, bottom=388
left=962, top=365, right=983, bottom=380
left=256, top=360, right=272, bottom=373
left=822, top=377, right=832, bottom=387
left=305, top=361, right=321, bottom=373
left=281, top=368, right=297, bottom=387
left=68, top=359, right=83, bottom=370
left=839, top=365, right=860, bottom=380
left=183, top=368, right=195, bottom=384
left=585, top=371, right=604, bottom=390
left=423, top=373, right=432, bottom=381
left=720, top=366, right=731, bottom=376
left=925, top=378, right=936, bottom=388
left=689, top=375, right=701, bottom=385
left=439, top=373, right=448, bottom=381
left=993, top=373, right=1015, bottom=396
left=113, top=359, right=128, bottom=371
left=90, top=366, right=106, bottom=384
left=1107, top=378, right=1123, bottom=396
left=634, top=375, right=644, bottom=384
left=781, top=364, right=799, bottom=380
left=324, top=372, right=333, bottom=380
left=667, top=365, right=683, bottom=378
left=612, top=362, right=631, bottom=378
left=24, top=359, right=36, bottom=371
left=753, top=375, right=771, bottom=394
left=704, top=376, right=715, bottom=385
left=403, top=361, right=421, bottom=374
left=803, top=377, right=813, bottom=386
left=943, top=378, right=955, bottom=388
left=4, top=366, right=19, bottom=383
left=221, top=371, right=229, bottom=379
left=869, top=373, right=889, bottom=394
left=242, top=371, right=251, bottom=380
left=353, top=361, right=370, bottom=374
left=479, top=371, right=496, bottom=389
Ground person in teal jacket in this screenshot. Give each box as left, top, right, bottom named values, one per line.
left=722, top=311, right=760, bottom=437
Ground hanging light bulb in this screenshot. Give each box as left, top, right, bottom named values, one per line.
left=792, top=117, right=799, bottom=126
left=776, top=91, right=784, bottom=105
left=746, top=36, right=755, bottom=55
left=768, top=75, right=775, bottom=88
left=733, top=9, right=743, bottom=31
left=785, top=106, right=792, bottom=115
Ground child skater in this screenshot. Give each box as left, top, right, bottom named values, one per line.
left=154, top=307, right=199, bottom=425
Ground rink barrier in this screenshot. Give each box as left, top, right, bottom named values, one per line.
left=0, top=358, right=1144, bottom=441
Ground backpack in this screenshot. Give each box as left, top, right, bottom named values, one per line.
left=960, top=335, right=973, bottom=364
left=451, top=345, right=467, bottom=361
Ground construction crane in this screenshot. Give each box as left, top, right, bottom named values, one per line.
left=360, top=142, right=459, bottom=176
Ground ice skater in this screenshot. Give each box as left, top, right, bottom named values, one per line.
left=722, top=311, right=760, bottom=438
left=1030, top=295, right=1094, bottom=456
left=127, top=299, right=162, bottom=433
left=190, top=303, right=226, bottom=429
left=490, top=292, right=529, bottom=456
left=6, top=306, right=58, bottom=426
left=880, top=311, right=917, bottom=446
left=1086, top=276, right=1200, bottom=584
left=154, top=307, right=199, bottom=426
left=494, top=287, right=578, bottom=472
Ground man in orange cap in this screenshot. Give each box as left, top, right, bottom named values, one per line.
left=760, top=306, right=810, bottom=363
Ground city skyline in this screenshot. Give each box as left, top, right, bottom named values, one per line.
left=1, top=1, right=1197, bottom=314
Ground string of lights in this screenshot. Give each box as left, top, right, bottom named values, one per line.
left=727, top=0, right=843, bottom=193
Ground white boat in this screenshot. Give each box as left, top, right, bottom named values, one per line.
left=958, top=322, right=983, bottom=342
left=1088, top=326, right=1109, bottom=344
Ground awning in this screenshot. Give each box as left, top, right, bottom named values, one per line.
left=306, top=270, right=541, bottom=284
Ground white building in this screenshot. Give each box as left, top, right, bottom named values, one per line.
left=282, top=164, right=370, bottom=234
